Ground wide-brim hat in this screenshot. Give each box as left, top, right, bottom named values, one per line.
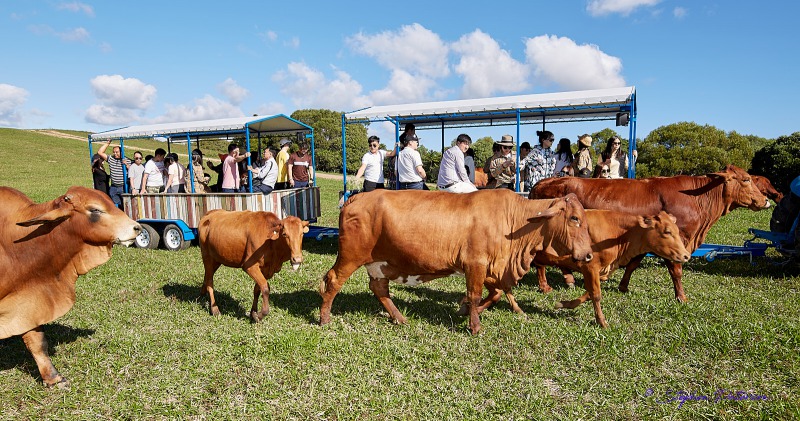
left=578, top=136, right=592, bottom=147
left=495, top=140, right=514, bottom=147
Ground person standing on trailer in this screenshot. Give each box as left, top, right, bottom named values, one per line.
left=97, top=140, right=129, bottom=209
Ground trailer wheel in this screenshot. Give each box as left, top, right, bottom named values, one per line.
left=135, top=224, right=160, bottom=249
left=162, top=224, right=189, bottom=251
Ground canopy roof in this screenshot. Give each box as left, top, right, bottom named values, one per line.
left=344, top=86, right=635, bottom=129
left=90, top=114, right=312, bottom=142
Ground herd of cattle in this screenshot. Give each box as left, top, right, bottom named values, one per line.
left=0, top=164, right=773, bottom=387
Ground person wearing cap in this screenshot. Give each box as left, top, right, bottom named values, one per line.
left=437, top=133, right=477, bottom=193
left=275, top=138, right=292, bottom=190
left=520, top=130, right=556, bottom=192
left=288, top=142, right=314, bottom=188
left=575, top=134, right=594, bottom=178
left=354, top=135, right=398, bottom=192
left=488, top=134, right=517, bottom=190
left=397, top=134, right=426, bottom=190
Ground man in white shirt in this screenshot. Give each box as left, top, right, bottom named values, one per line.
left=437, top=134, right=478, bottom=193
left=354, top=135, right=398, bottom=192
left=397, top=134, right=426, bottom=190
left=140, top=148, right=167, bottom=194
left=128, top=151, right=146, bottom=194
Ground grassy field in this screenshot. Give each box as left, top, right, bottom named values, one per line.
left=0, top=128, right=798, bottom=419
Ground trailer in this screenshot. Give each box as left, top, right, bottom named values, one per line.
left=89, top=114, right=325, bottom=250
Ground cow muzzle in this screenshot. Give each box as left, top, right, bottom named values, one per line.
left=116, top=224, right=142, bottom=247
left=291, top=257, right=303, bottom=271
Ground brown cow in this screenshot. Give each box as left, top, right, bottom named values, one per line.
left=198, top=211, right=309, bottom=322
left=530, top=165, right=770, bottom=303
left=0, top=186, right=141, bottom=387
left=752, top=175, right=784, bottom=203
left=319, top=189, right=593, bottom=334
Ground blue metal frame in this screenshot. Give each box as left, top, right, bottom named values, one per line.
left=340, top=91, right=639, bottom=192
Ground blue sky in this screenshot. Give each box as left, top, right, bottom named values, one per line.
left=1, top=0, right=798, bottom=150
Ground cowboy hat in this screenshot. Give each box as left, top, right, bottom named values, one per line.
left=495, top=134, right=514, bottom=147
left=578, top=135, right=592, bottom=147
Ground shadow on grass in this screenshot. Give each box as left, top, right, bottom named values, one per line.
left=301, top=237, right=338, bottom=256
left=0, top=323, right=94, bottom=383
left=161, top=282, right=249, bottom=321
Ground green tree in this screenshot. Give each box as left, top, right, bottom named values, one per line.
left=471, top=136, right=495, bottom=170
left=290, top=109, right=367, bottom=174
left=750, top=132, right=800, bottom=194
left=418, top=146, right=443, bottom=184
left=635, top=122, right=757, bottom=177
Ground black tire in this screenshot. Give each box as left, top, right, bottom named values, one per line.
left=162, top=224, right=189, bottom=251
left=135, top=224, right=160, bottom=250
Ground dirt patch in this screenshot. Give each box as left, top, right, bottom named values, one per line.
left=30, top=129, right=87, bottom=141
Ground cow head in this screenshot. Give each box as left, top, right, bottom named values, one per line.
left=709, top=165, right=770, bottom=212
left=638, top=211, right=691, bottom=263
left=529, top=193, right=593, bottom=262
left=17, top=186, right=141, bottom=247
left=752, top=175, right=784, bottom=203
left=279, top=216, right=309, bottom=271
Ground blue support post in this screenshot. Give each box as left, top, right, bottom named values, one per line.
left=186, top=133, right=195, bottom=193
left=515, top=109, right=521, bottom=192
left=341, top=113, right=347, bottom=194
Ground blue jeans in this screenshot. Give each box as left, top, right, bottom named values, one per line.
left=294, top=181, right=310, bottom=188
left=399, top=181, right=424, bottom=190
left=109, top=185, right=124, bottom=209
left=221, top=188, right=237, bottom=193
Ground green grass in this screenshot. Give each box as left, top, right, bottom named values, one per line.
left=1, top=128, right=798, bottom=419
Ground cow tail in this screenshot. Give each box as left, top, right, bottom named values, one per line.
left=319, top=272, right=330, bottom=295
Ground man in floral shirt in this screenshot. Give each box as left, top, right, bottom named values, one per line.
left=520, top=130, right=556, bottom=192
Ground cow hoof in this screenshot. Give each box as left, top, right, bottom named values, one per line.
left=391, top=316, right=408, bottom=325
left=676, top=295, right=689, bottom=303
left=597, top=319, right=609, bottom=329
left=45, top=376, right=69, bottom=389
left=618, top=286, right=629, bottom=293
left=468, top=325, right=482, bottom=335
left=210, top=306, right=221, bottom=317
left=554, top=301, right=564, bottom=310
left=539, top=286, right=553, bottom=294
left=250, top=311, right=262, bottom=323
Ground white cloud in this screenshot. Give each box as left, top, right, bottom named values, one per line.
left=451, top=29, right=530, bottom=98
left=58, top=27, right=90, bottom=42
left=347, top=23, right=450, bottom=79
left=264, top=30, right=278, bottom=42
left=217, top=78, right=249, bottom=105
left=673, top=7, right=688, bottom=18
left=285, top=37, right=300, bottom=49
left=368, top=70, right=437, bottom=105
left=57, top=2, right=95, bottom=17
left=99, top=41, right=113, bottom=53
left=525, top=35, right=625, bottom=90
left=0, top=84, right=30, bottom=127
left=90, top=75, right=157, bottom=109
left=85, top=104, right=141, bottom=126
left=254, top=102, right=286, bottom=116
left=586, top=0, right=661, bottom=16
left=85, top=75, right=157, bottom=125
left=152, top=95, right=244, bottom=123
left=272, top=62, right=370, bottom=111
left=28, top=24, right=91, bottom=43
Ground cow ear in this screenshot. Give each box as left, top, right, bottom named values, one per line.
left=528, top=202, right=563, bottom=222
left=269, top=222, right=282, bottom=240
left=638, top=215, right=655, bottom=229
left=664, top=212, right=677, bottom=224
left=17, top=195, right=73, bottom=227
left=302, top=220, right=310, bottom=234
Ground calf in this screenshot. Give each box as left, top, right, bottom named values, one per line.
left=198, top=211, right=309, bottom=322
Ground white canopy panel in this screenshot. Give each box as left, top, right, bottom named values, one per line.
left=345, top=86, right=635, bottom=128
left=90, top=114, right=311, bottom=141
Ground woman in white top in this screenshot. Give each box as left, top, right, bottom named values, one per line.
left=354, top=135, right=398, bottom=192
left=553, top=138, right=574, bottom=177
left=597, top=136, right=628, bottom=179
left=165, top=153, right=187, bottom=193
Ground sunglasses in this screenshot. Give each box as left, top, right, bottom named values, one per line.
left=370, top=143, right=379, bottom=147
left=134, top=157, right=143, bottom=160
left=612, top=142, right=621, bottom=145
